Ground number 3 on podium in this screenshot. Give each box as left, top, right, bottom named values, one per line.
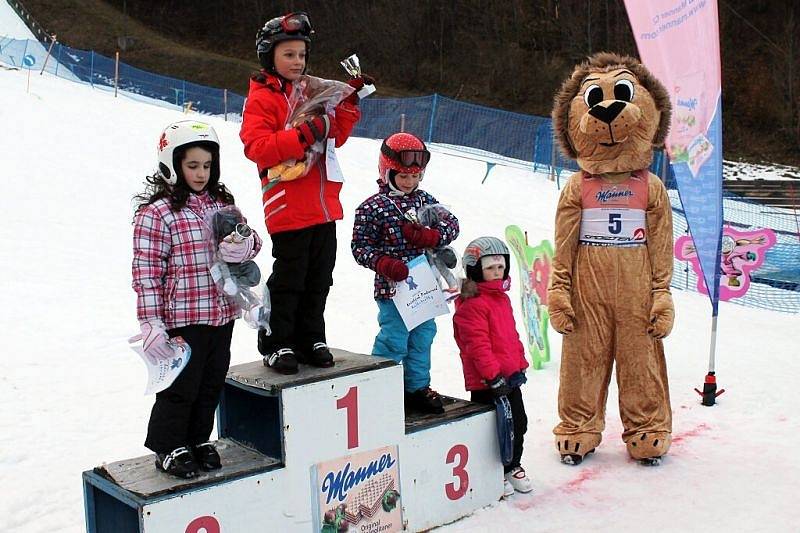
left=445, top=444, right=469, bottom=500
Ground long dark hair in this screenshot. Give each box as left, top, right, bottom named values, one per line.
left=133, top=142, right=235, bottom=216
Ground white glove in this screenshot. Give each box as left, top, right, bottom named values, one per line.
left=218, top=233, right=254, bottom=263
left=140, top=321, right=174, bottom=365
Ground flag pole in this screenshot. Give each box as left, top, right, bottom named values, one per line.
left=695, top=300, right=725, bottom=406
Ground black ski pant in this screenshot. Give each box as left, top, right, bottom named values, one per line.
left=145, top=321, right=234, bottom=453
left=260, top=222, right=336, bottom=355
left=471, top=386, right=528, bottom=473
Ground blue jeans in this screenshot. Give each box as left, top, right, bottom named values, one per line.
left=372, top=299, right=437, bottom=393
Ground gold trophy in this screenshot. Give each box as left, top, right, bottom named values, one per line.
left=340, top=54, right=376, bottom=99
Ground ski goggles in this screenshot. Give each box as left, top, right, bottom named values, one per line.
left=380, top=142, right=431, bottom=169
left=263, top=12, right=313, bottom=37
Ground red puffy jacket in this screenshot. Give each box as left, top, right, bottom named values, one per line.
left=239, top=72, right=361, bottom=234
left=453, top=279, right=529, bottom=391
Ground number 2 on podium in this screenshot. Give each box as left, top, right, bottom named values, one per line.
left=336, top=386, right=359, bottom=449
left=186, top=516, right=220, bottom=533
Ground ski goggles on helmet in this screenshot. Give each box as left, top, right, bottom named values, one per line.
left=380, top=141, right=431, bottom=169
left=263, top=12, right=313, bottom=37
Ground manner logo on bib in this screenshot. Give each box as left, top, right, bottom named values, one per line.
left=580, top=175, right=649, bottom=246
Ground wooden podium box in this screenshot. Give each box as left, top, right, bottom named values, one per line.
left=83, top=349, right=503, bottom=532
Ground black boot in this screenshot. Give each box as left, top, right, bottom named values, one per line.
left=303, top=342, right=335, bottom=368
left=257, top=328, right=270, bottom=355
left=191, top=442, right=222, bottom=471
left=155, top=446, right=200, bottom=479
left=404, top=387, right=445, bottom=414
left=263, top=347, right=299, bottom=375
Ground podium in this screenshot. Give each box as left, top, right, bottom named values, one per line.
left=83, top=349, right=503, bottom=532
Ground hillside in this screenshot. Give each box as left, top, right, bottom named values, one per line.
left=13, top=0, right=800, bottom=162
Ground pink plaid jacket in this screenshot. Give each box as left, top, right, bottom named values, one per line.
left=132, top=192, right=262, bottom=329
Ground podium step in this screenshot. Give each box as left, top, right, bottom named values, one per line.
left=227, top=348, right=396, bottom=395
left=405, top=395, right=493, bottom=434
left=92, top=438, right=280, bottom=499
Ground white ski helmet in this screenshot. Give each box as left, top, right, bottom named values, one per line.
left=462, top=236, right=511, bottom=281
left=156, top=120, right=220, bottom=185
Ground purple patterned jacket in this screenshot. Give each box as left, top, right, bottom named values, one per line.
left=351, top=182, right=459, bottom=299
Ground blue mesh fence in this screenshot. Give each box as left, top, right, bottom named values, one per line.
left=0, top=37, right=245, bottom=119
left=2, top=36, right=798, bottom=312
left=670, top=193, right=800, bottom=313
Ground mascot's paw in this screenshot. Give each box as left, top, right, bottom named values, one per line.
left=648, top=291, right=674, bottom=339
left=626, top=431, right=671, bottom=461
left=550, top=310, right=575, bottom=334
left=556, top=433, right=601, bottom=465
left=548, top=290, right=575, bottom=334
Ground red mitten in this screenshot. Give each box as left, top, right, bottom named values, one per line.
left=296, top=115, right=330, bottom=147
left=376, top=256, right=409, bottom=282
left=343, top=74, right=376, bottom=105
left=402, top=223, right=441, bottom=248
left=327, top=113, right=340, bottom=139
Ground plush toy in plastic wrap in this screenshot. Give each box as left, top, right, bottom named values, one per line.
left=266, top=75, right=354, bottom=183
left=415, top=203, right=459, bottom=297
left=205, top=206, right=271, bottom=331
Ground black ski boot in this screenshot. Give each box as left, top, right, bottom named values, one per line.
left=263, top=347, right=299, bottom=375
left=155, top=446, right=199, bottom=479
left=303, top=342, right=335, bottom=368
left=191, top=442, right=222, bottom=471
left=404, top=387, right=445, bottom=415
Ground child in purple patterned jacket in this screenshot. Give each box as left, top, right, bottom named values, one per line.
left=132, top=121, right=262, bottom=479
left=351, top=132, right=459, bottom=415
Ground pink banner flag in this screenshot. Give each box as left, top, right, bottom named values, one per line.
left=625, top=0, right=725, bottom=314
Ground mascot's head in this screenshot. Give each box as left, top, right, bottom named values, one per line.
left=552, top=52, right=671, bottom=175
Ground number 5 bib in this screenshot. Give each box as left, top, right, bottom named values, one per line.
left=579, top=171, right=649, bottom=246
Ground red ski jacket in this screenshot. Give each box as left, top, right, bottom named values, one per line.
left=453, top=278, right=529, bottom=391
left=240, top=72, right=361, bottom=234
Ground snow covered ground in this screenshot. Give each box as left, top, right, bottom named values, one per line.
left=1, top=36, right=799, bottom=533
left=725, top=160, right=800, bottom=181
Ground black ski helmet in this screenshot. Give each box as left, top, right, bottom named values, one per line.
left=256, top=12, right=313, bottom=72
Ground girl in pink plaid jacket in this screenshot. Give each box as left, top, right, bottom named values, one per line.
left=132, top=121, right=262, bottom=479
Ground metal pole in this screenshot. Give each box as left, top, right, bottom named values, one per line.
left=55, top=41, right=61, bottom=77
left=114, top=51, right=120, bottom=97
left=426, top=93, right=438, bottom=142
left=39, top=34, right=56, bottom=75
left=223, top=89, right=228, bottom=122
left=400, top=113, right=406, bottom=133
left=707, top=314, right=718, bottom=373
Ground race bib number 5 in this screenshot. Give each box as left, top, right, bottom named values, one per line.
left=580, top=208, right=646, bottom=245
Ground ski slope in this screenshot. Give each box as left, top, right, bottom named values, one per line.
left=0, top=60, right=798, bottom=533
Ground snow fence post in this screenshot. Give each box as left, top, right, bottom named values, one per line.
left=114, top=51, right=119, bottom=97
left=427, top=93, right=438, bottom=143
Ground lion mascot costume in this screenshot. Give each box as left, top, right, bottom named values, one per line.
left=548, top=52, right=675, bottom=466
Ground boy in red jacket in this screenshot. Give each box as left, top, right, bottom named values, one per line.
left=240, top=12, right=365, bottom=374
left=453, top=236, right=532, bottom=497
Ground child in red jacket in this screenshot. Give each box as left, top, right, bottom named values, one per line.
left=453, top=236, right=532, bottom=497
left=240, top=12, right=366, bottom=374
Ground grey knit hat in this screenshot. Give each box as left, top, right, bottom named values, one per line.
left=462, top=236, right=509, bottom=267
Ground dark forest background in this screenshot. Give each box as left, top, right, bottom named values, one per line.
left=22, top=0, right=800, bottom=165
